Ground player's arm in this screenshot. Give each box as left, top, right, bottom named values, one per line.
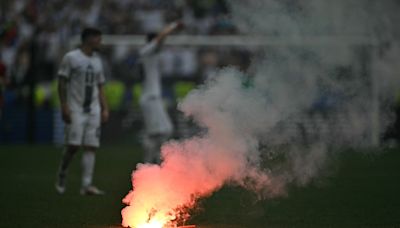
left=58, top=76, right=71, bottom=124
left=98, top=83, right=109, bottom=123
left=58, top=53, right=72, bottom=124
left=139, top=21, right=184, bottom=57
left=153, top=20, right=184, bottom=44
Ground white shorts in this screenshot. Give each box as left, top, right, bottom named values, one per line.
left=65, top=112, right=101, bottom=147
left=140, top=95, right=173, bottom=136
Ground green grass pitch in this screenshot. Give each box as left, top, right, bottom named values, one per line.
left=0, top=143, right=399, bottom=228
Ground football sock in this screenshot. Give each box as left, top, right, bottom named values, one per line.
left=143, top=135, right=158, bottom=163
left=58, top=147, right=76, bottom=181
left=82, top=151, right=95, bottom=188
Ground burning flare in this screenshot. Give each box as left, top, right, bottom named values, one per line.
left=121, top=111, right=272, bottom=228
left=121, top=70, right=276, bottom=228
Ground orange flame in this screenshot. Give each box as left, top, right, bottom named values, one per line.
left=121, top=133, right=270, bottom=227
left=136, top=219, right=163, bottom=228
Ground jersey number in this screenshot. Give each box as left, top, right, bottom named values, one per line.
left=83, top=65, right=95, bottom=113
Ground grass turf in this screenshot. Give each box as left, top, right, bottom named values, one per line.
left=0, top=143, right=399, bottom=228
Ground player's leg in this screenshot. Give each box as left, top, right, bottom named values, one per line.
left=153, top=133, right=172, bottom=164
left=56, top=145, right=79, bottom=194
left=81, top=146, right=104, bottom=195
left=153, top=135, right=165, bottom=164
left=140, top=97, right=173, bottom=163
left=55, top=113, right=84, bottom=194
left=143, top=133, right=171, bottom=164
left=140, top=97, right=158, bottom=163
left=143, top=133, right=158, bottom=163
left=80, top=113, right=104, bottom=195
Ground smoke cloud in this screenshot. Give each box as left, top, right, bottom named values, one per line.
left=122, top=0, right=400, bottom=227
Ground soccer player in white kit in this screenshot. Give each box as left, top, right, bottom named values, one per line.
left=139, top=21, right=183, bottom=163
left=55, top=28, right=109, bottom=195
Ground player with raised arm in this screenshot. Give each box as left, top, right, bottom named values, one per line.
left=55, top=28, right=109, bottom=195
left=139, top=21, right=183, bottom=164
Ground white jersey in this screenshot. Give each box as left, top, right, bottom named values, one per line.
left=58, top=49, right=105, bottom=114
left=139, top=40, right=162, bottom=98
left=138, top=41, right=173, bottom=135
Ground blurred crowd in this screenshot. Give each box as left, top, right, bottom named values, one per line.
left=0, top=0, right=243, bottom=84
left=0, top=0, right=253, bottom=110
left=0, top=0, right=252, bottom=143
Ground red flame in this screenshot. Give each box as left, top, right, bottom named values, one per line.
left=121, top=128, right=271, bottom=227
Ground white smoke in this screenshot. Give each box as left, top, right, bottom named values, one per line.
left=122, top=1, right=400, bottom=226
left=222, top=0, right=400, bottom=186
